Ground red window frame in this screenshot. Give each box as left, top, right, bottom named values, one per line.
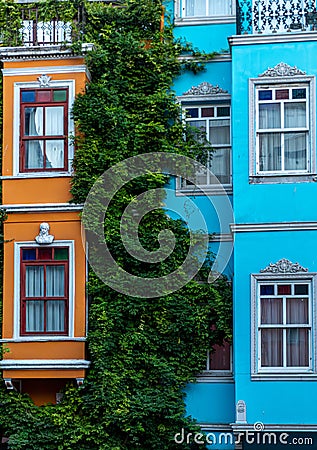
left=20, top=247, right=69, bottom=336
left=20, top=88, right=68, bottom=172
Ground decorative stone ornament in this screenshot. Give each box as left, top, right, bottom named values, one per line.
left=35, top=222, right=54, bottom=245
left=259, top=62, right=306, bottom=78
left=236, top=400, right=247, bottom=423
left=183, top=81, right=228, bottom=96
left=260, top=258, right=308, bottom=274
left=38, top=74, right=51, bottom=87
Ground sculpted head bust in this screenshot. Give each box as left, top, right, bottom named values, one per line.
left=35, top=222, right=54, bottom=245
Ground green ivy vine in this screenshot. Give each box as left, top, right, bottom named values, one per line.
left=0, top=1, right=232, bottom=449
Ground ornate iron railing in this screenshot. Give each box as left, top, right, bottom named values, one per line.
left=237, top=0, right=317, bottom=34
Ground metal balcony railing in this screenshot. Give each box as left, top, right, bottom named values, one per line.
left=237, top=0, right=317, bottom=35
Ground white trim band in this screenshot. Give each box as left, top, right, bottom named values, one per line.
left=2, top=203, right=83, bottom=213
left=0, top=359, right=90, bottom=370
left=231, top=222, right=317, bottom=233
left=2, top=65, right=90, bottom=79
left=229, top=31, right=317, bottom=47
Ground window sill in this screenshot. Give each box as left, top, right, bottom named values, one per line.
left=252, top=373, right=317, bottom=381
left=176, top=185, right=233, bottom=196
left=196, top=372, right=234, bottom=383
left=249, top=174, right=317, bottom=184
left=174, top=16, right=236, bottom=26
left=1, top=172, right=72, bottom=180
left=0, top=337, right=86, bottom=342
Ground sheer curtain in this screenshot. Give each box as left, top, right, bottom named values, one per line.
left=25, top=107, right=44, bottom=169
left=46, top=266, right=65, bottom=332
left=25, top=266, right=44, bottom=332
left=287, top=298, right=309, bottom=366
left=45, top=107, right=64, bottom=168
left=209, top=0, right=231, bottom=15
left=186, top=0, right=206, bottom=16
left=261, top=298, right=283, bottom=366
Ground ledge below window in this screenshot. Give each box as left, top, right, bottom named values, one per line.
left=251, top=373, right=317, bottom=381
left=196, top=372, right=234, bottom=383
left=249, top=174, right=317, bottom=184
left=176, top=185, right=233, bottom=196
left=174, top=16, right=236, bottom=26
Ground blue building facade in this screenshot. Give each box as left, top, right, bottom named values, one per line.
left=167, top=0, right=317, bottom=448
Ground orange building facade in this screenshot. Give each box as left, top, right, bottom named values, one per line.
left=0, top=45, right=91, bottom=405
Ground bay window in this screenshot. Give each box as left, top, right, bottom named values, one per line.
left=20, top=88, right=68, bottom=172
left=183, top=0, right=234, bottom=18
left=21, top=246, right=69, bottom=335
left=181, top=104, right=231, bottom=188
left=256, top=86, right=309, bottom=173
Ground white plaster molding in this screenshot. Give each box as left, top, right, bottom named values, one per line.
left=0, top=337, right=86, bottom=343
left=231, top=221, right=317, bottom=233
left=37, top=74, right=51, bottom=87
left=259, top=62, right=306, bottom=77
left=3, top=65, right=90, bottom=80
left=260, top=258, right=308, bottom=274
left=229, top=31, right=317, bottom=47
left=0, top=43, right=94, bottom=62
left=1, top=203, right=83, bottom=213
left=183, top=81, right=228, bottom=96
left=0, top=359, right=90, bottom=370
left=236, top=400, right=247, bottom=424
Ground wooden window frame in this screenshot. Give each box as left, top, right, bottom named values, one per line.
left=20, top=246, right=69, bottom=336
left=19, top=87, right=68, bottom=173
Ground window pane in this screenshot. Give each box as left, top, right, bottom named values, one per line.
left=275, top=89, right=289, bottom=100
left=53, top=90, right=67, bottom=102
left=25, top=140, right=44, bottom=169
left=186, top=108, right=199, bottom=118
left=261, top=329, right=283, bottom=367
left=287, top=329, right=309, bottom=366
left=208, top=0, right=231, bottom=15
left=277, top=284, right=291, bottom=295
left=261, top=298, right=283, bottom=324
left=209, top=119, right=230, bottom=145
left=259, top=90, right=272, bottom=101
left=189, top=120, right=206, bottom=142
left=45, top=106, right=64, bottom=136
left=209, top=342, right=231, bottom=370
left=26, top=266, right=44, bottom=297
left=294, top=284, right=309, bottom=295
left=259, top=104, right=281, bottom=129
left=24, top=107, right=43, bottom=136
left=37, top=90, right=51, bottom=102
left=25, top=300, right=44, bottom=332
left=286, top=298, right=308, bottom=324
left=217, top=106, right=230, bottom=117
left=284, top=103, right=306, bottom=128
left=38, top=248, right=52, bottom=260
left=259, top=133, right=281, bottom=171
left=210, top=147, right=230, bottom=184
left=46, top=300, right=65, bottom=332
left=260, top=285, right=274, bottom=295
left=284, top=132, right=307, bottom=171
left=54, top=248, right=69, bottom=260
left=292, top=88, right=306, bottom=99
left=21, top=90, right=35, bottom=103
left=22, top=249, right=36, bottom=261
left=201, top=107, right=214, bottom=118
left=186, top=0, right=206, bottom=16
left=45, top=140, right=64, bottom=169
left=46, top=266, right=65, bottom=297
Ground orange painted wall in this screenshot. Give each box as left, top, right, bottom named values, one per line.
left=3, top=213, right=86, bottom=339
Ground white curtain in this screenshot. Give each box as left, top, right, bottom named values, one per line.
left=208, top=0, right=231, bottom=15
left=26, top=266, right=44, bottom=297
left=185, top=0, right=206, bottom=16
left=26, top=300, right=44, bottom=332
left=46, top=301, right=65, bottom=332
left=287, top=329, right=308, bottom=366
left=209, top=119, right=230, bottom=145
left=261, top=329, right=283, bottom=367
left=284, top=102, right=306, bottom=128
left=25, top=107, right=44, bottom=169
left=259, top=133, right=281, bottom=171
left=284, top=132, right=307, bottom=170
left=45, top=106, right=64, bottom=135
left=211, top=148, right=230, bottom=184
left=46, top=266, right=65, bottom=297
left=45, top=140, right=64, bottom=168
left=261, top=298, right=283, bottom=324
left=259, top=103, right=281, bottom=129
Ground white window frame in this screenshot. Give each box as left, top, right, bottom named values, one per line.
left=251, top=272, right=317, bottom=379
left=175, top=0, right=236, bottom=23
left=177, top=101, right=232, bottom=194
left=249, top=76, right=316, bottom=183
left=13, top=241, right=75, bottom=340
left=13, top=79, right=75, bottom=177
